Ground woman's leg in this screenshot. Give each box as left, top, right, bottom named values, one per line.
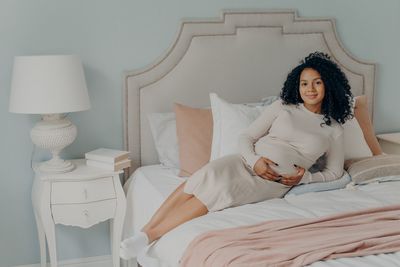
left=141, top=181, right=192, bottom=232
left=120, top=195, right=207, bottom=260
left=145, top=195, right=208, bottom=243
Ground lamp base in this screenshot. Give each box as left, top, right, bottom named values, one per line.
left=39, top=158, right=75, bottom=173
left=31, top=114, right=78, bottom=174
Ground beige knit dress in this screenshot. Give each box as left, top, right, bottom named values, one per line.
left=184, top=100, right=344, bottom=212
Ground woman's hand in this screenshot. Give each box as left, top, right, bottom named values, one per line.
left=253, top=157, right=280, bottom=181
left=280, top=165, right=305, bottom=186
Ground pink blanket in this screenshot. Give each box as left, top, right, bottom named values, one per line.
left=180, top=204, right=400, bottom=267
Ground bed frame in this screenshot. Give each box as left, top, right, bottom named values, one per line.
left=123, top=9, right=376, bottom=175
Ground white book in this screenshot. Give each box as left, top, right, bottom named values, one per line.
left=85, top=148, right=129, bottom=164
left=86, top=158, right=131, bottom=171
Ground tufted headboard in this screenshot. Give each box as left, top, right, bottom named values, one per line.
left=123, top=9, right=376, bottom=174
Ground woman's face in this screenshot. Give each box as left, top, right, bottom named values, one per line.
left=299, top=68, right=325, bottom=113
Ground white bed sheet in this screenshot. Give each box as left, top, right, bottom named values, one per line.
left=122, top=165, right=185, bottom=238
left=123, top=165, right=400, bottom=267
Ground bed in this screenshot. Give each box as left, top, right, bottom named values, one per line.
left=121, top=10, right=400, bottom=267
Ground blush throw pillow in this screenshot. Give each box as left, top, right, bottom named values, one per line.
left=174, top=103, right=213, bottom=177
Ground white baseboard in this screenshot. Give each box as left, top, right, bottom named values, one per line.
left=14, top=255, right=113, bottom=267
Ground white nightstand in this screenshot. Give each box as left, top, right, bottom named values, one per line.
left=32, top=159, right=126, bottom=267
left=377, top=132, right=400, bottom=155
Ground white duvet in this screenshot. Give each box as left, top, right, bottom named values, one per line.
left=123, top=165, right=400, bottom=267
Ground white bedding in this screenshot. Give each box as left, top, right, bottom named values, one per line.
left=123, top=165, right=400, bottom=267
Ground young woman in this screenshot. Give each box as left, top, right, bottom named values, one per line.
left=120, top=52, right=354, bottom=259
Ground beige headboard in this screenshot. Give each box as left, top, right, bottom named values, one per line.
left=123, top=9, right=376, bottom=174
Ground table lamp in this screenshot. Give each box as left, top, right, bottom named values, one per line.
left=9, top=55, right=91, bottom=173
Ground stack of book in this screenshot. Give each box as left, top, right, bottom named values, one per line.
left=85, top=148, right=131, bottom=171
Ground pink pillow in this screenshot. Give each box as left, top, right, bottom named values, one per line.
left=354, top=95, right=383, bottom=155
left=174, top=103, right=213, bottom=177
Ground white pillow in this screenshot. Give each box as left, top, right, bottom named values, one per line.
left=342, top=108, right=372, bottom=160
left=147, top=112, right=180, bottom=168
left=210, top=93, right=371, bottom=162
left=209, top=93, right=278, bottom=160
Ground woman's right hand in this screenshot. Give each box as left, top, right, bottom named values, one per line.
left=253, top=157, right=281, bottom=181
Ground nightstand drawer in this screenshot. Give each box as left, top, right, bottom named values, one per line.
left=52, top=199, right=117, bottom=228
left=51, top=177, right=115, bottom=204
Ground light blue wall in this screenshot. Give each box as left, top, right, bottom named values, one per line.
left=1, top=0, right=399, bottom=266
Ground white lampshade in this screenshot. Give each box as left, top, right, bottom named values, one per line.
left=9, top=55, right=91, bottom=114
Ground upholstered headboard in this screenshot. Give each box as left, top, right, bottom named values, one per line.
left=123, top=10, right=376, bottom=174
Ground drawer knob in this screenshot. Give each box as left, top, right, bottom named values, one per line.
left=84, top=189, right=88, bottom=199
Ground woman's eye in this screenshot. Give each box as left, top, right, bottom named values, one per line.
left=301, top=83, right=307, bottom=86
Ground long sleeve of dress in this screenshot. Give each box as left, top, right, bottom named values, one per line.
left=238, top=100, right=283, bottom=169
left=299, top=130, right=344, bottom=184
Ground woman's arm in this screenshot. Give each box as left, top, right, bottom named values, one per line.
left=299, top=130, right=345, bottom=184
left=238, top=100, right=283, bottom=169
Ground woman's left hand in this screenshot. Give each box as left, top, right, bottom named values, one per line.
left=280, top=165, right=305, bottom=186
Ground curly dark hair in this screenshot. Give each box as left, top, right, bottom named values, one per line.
left=280, top=52, right=353, bottom=126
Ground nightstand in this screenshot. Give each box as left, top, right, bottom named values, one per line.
left=376, top=132, right=400, bottom=155
left=32, top=159, right=126, bottom=267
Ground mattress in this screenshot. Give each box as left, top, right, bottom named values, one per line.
left=123, top=165, right=400, bottom=267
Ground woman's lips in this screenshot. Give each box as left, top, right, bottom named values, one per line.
left=306, top=95, right=318, bottom=99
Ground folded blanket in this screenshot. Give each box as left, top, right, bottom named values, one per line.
left=180, top=204, right=400, bottom=267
